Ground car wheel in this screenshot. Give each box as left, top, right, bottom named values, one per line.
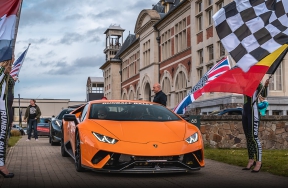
left=50, top=136, right=56, bottom=146
left=75, top=131, right=84, bottom=172
left=61, top=127, right=69, bottom=157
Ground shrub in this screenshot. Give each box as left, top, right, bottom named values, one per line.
left=10, top=130, right=21, bottom=136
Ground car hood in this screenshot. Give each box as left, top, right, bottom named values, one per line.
left=89, top=120, right=186, bottom=144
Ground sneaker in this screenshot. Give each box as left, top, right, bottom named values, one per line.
left=26, top=139, right=30, bottom=141
left=35, top=139, right=38, bottom=141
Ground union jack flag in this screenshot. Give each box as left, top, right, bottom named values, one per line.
left=173, top=56, right=231, bottom=114
left=10, top=47, right=29, bottom=78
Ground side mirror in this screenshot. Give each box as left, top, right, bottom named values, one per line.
left=63, top=114, right=77, bottom=121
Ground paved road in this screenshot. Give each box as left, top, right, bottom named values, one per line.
left=1, top=137, right=287, bottom=188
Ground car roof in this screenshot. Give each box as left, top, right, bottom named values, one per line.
left=88, top=100, right=160, bottom=105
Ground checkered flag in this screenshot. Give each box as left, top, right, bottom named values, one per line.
left=213, top=0, right=288, bottom=72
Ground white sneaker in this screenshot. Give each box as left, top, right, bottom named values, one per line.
left=35, top=139, right=38, bottom=141
left=26, top=139, right=30, bottom=141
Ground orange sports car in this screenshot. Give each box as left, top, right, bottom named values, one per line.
left=61, top=100, right=205, bottom=173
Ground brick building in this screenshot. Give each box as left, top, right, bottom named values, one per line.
left=100, top=0, right=288, bottom=115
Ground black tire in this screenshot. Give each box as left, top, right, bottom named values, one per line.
left=75, top=131, right=84, bottom=172
left=50, top=136, right=56, bottom=146
left=49, top=126, right=56, bottom=146
left=61, top=127, right=69, bottom=157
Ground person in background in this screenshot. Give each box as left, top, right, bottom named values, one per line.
left=258, top=95, right=269, bottom=116
left=101, top=96, right=108, bottom=100
left=97, top=107, right=108, bottom=119
left=152, top=83, right=167, bottom=106
left=24, top=99, right=42, bottom=141
left=242, top=79, right=269, bottom=173
left=0, top=59, right=15, bottom=178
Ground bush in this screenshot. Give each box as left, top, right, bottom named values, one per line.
left=10, top=130, right=21, bottom=136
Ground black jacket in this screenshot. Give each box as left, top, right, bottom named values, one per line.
left=153, top=90, right=167, bottom=106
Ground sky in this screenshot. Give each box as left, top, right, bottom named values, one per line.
left=14, top=0, right=157, bottom=101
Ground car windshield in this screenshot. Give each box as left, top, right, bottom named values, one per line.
left=89, top=102, right=181, bottom=121
left=39, top=118, right=51, bottom=123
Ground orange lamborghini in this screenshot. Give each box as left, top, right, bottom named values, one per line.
left=61, top=100, right=205, bottom=173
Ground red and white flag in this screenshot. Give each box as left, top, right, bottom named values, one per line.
left=0, top=0, right=22, bottom=62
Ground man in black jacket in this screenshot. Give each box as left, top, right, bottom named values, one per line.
left=152, top=83, right=167, bottom=106
left=24, top=99, right=41, bottom=141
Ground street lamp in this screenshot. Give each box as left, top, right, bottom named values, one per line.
left=18, top=94, right=21, bottom=127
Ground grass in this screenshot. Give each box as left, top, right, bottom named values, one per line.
left=8, top=136, right=21, bottom=147
left=204, top=147, right=288, bottom=177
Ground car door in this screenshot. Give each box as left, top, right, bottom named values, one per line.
left=69, top=104, right=88, bottom=154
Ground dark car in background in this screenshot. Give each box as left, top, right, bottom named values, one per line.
left=49, top=108, right=76, bottom=145
left=11, top=124, right=25, bottom=135
left=37, top=118, right=51, bottom=136
left=209, top=108, right=243, bottom=116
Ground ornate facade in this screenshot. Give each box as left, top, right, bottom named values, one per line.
left=100, top=0, right=288, bottom=115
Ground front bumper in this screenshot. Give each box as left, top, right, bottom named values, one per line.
left=85, top=150, right=204, bottom=173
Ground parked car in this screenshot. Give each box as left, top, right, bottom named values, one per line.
left=36, top=118, right=51, bottom=137
left=11, top=124, right=25, bottom=135
left=22, top=127, right=28, bottom=135
left=209, top=108, right=243, bottom=116
left=61, top=100, right=204, bottom=173
left=49, top=108, right=77, bottom=145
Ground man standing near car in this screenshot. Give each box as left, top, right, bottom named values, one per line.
left=152, top=83, right=167, bottom=106
left=24, top=99, right=41, bottom=141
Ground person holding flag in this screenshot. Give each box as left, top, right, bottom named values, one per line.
left=242, top=79, right=269, bottom=173
left=0, top=59, right=15, bottom=178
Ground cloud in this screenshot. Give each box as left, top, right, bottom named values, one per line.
left=19, top=10, right=55, bottom=27
left=64, top=14, right=84, bottom=21
left=88, top=9, right=121, bottom=20
left=45, top=56, right=105, bottom=75
left=58, top=32, right=83, bottom=45
left=17, top=38, right=49, bottom=44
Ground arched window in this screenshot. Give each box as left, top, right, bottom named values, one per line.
left=162, top=77, right=171, bottom=107
left=175, top=71, right=187, bottom=104
left=129, top=90, right=134, bottom=100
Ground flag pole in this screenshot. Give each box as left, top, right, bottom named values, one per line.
left=15, top=43, right=31, bottom=81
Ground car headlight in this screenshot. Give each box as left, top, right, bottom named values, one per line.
left=92, top=132, right=118, bottom=144
left=55, top=121, right=61, bottom=127
left=185, top=132, right=198, bottom=144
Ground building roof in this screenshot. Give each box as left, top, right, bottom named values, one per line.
left=152, top=1, right=165, bottom=13
left=88, top=77, right=104, bottom=83
left=104, top=24, right=125, bottom=34
left=154, top=0, right=184, bottom=27
left=114, top=34, right=137, bottom=59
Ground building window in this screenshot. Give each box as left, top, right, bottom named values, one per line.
left=122, top=59, right=129, bottom=81
left=198, top=49, right=203, bottom=64
left=206, top=64, right=213, bottom=72
left=207, top=45, right=214, bottom=60
left=197, top=1, right=202, bottom=13
left=143, top=40, right=150, bottom=67
left=208, top=0, right=213, bottom=6
left=175, top=19, right=187, bottom=54
left=272, top=110, right=282, bottom=115
left=207, top=9, right=213, bottom=26
left=198, top=15, right=203, bottom=31
left=198, top=68, right=203, bottom=80
left=136, top=51, right=140, bottom=72
left=219, top=41, right=225, bottom=57
left=269, top=64, right=282, bottom=91
left=162, top=77, right=171, bottom=107
left=217, top=1, right=224, bottom=10
left=161, top=29, right=171, bottom=61
left=175, top=71, right=187, bottom=104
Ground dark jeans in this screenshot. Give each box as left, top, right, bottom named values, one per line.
left=28, top=119, right=38, bottom=139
